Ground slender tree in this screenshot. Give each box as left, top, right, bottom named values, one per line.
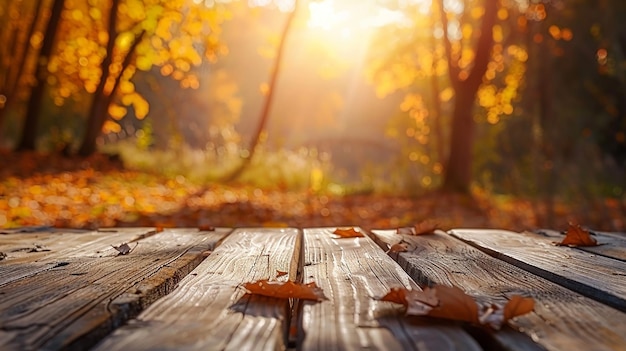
left=77, top=0, right=145, bottom=156
left=0, top=0, right=45, bottom=137
left=16, top=0, right=65, bottom=151
left=223, top=1, right=299, bottom=182
left=78, top=0, right=121, bottom=156
left=438, top=0, right=498, bottom=192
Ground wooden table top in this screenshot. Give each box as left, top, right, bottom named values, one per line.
left=0, top=226, right=625, bottom=351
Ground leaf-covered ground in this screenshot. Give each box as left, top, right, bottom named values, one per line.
left=1, top=150, right=624, bottom=232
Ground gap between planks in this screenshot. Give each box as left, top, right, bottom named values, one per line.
left=0, top=227, right=231, bottom=351
left=371, top=229, right=626, bottom=351
left=449, top=228, right=626, bottom=313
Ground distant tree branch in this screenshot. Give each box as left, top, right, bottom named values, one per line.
left=437, top=0, right=460, bottom=88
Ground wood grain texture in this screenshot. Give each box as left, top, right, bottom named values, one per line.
left=298, top=227, right=481, bottom=351
left=450, top=229, right=626, bottom=313
left=93, top=228, right=300, bottom=351
left=372, top=229, right=626, bottom=351
left=0, top=227, right=156, bottom=286
left=0, top=228, right=229, bottom=351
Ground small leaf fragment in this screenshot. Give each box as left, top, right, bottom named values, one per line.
left=397, top=220, right=438, bottom=236
left=389, top=242, right=410, bottom=253
left=378, top=286, right=438, bottom=311
left=333, top=227, right=364, bottom=238
left=556, top=223, right=598, bottom=247
left=276, top=270, right=288, bottom=277
left=413, top=219, right=439, bottom=235
left=112, top=242, right=137, bottom=255
left=426, top=285, right=479, bottom=324
left=243, top=279, right=326, bottom=301
left=379, top=287, right=411, bottom=306
left=198, top=225, right=215, bottom=231
left=503, top=295, right=535, bottom=322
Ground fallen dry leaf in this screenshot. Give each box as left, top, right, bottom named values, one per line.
left=378, top=287, right=438, bottom=310
left=503, top=295, right=535, bottom=322
left=426, top=285, right=479, bottom=324
left=276, top=270, right=288, bottom=277
left=414, top=219, right=439, bottom=235
left=556, top=223, right=598, bottom=247
left=389, top=242, right=410, bottom=253
left=333, top=227, right=364, bottom=238
left=397, top=220, right=438, bottom=236
left=243, top=280, right=326, bottom=301
left=112, top=242, right=137, bottom=255
left=379, top=285, right=534, bottom=329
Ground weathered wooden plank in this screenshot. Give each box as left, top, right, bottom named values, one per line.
left=0, top=227, right=230, bottom=351
left=298, top=227, right=481, bottom=351
left=449, top=229, right=626, bottom=313
left=372, top=229, right=626, bottom=351
left=534, top=228, right=626, bottom=261
left=0, top=227, right=157, bottom=286
left=92, top=228, right=300, bottom=351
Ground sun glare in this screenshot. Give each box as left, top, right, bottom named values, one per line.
left=307, top=0, right=425, bottom=34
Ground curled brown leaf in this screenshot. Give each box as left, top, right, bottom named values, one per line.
left=556, top=223, right=598, bottom=247
left=243, top=280, right=326, bottom=301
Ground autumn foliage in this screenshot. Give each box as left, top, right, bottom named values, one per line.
left=556, top=223, right=599, bottom=247
left=333, top=227, right=364, bottom=238
left=243, top=280, right=327, bottom=301
left=379, top=285, right=535, bottom=329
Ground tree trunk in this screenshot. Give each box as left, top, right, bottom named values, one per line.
left=78, top=0, right=120, bottom=157
left=429, top=0, right=445, bottom=166
left=222, top=0, right=299, bottom=182
left=15, top=0, right=64, bottom=151
left=442, top=91, right=477, bottom=192
left=439, top=0, right=498, bottom=193
left=0, top=0, right=45, bottom=137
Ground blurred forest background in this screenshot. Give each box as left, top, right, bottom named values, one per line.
left=0, top=0, right=625, bottom=231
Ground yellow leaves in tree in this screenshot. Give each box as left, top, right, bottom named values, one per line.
left=136, top=56, right=153, bottom=71
left=102, top=120, right=122, bottom=134
left=379, top=285, right=534, bottom=330
left=108, top=104, right=127, bottom=120
left=121, top=92, right=150, bottom=119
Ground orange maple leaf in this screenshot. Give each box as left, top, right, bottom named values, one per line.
left=333, top=227, right=364, bottom=238
left=556, top=223, right=598, bottom=247
left=243, top=280, right=326, bottom=301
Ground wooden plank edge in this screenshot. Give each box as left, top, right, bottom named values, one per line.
left=57, top=228, right=235, bottom=351
left=285, top=228, right=304, bottom=349
left=448, top=229, right=626, bottom=314
left=534, top=228, right=626, bottom=262
left=370, top=229, right=547, bottom=351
